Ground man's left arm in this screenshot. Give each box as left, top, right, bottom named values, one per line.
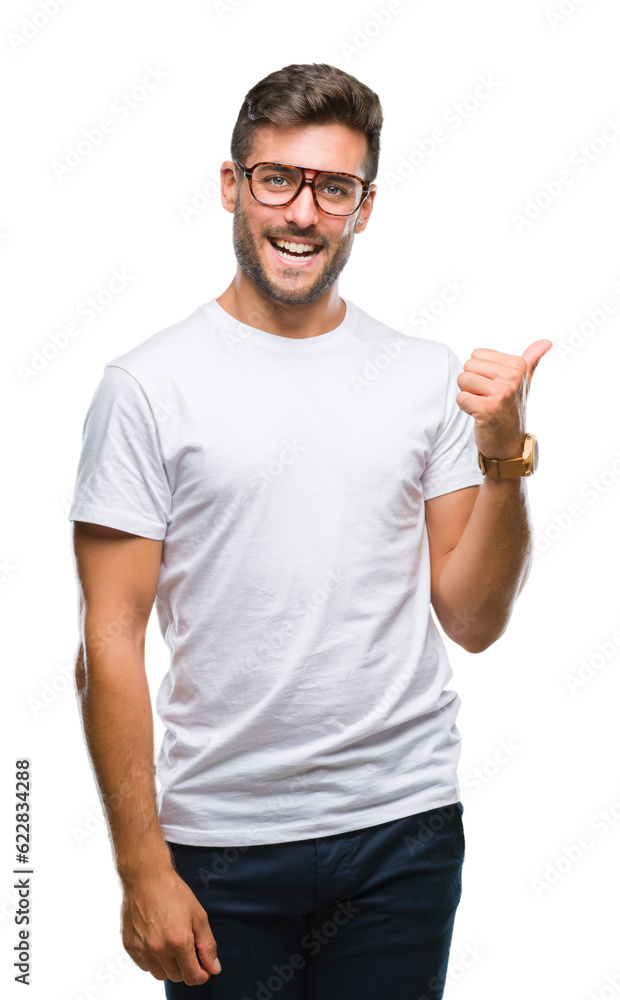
left=425, top=338, right=553, bottom=654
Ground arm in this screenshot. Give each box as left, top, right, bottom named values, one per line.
left=425, top=479, right=532, bottom=653
left=424, top=336, right=552, bottom=654
left=71, top=521, right=222, bottom=985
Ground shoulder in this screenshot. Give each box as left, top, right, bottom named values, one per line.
left=104, top=301, right=211, bottom=390
left=346, top=297, right=457, bottom=369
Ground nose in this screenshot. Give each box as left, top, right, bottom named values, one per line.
left=281, top=178, right=321, bottom=230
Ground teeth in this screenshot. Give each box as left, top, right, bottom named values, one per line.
left=273, top=238, right=318, bottom=253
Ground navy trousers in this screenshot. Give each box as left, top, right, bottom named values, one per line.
left=164, top=801, right=465, bottom=1000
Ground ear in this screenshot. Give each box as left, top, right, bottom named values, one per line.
left=220, top=161, right=238, bottom=215
left=354, top=184, right=376, bottom=232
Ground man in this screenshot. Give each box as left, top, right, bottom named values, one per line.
left=68, top=63, right=551, bottom=999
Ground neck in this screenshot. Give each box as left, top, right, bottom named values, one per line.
left=216, top=272, right=345, bottom=340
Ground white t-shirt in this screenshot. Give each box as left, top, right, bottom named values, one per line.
left=68, top=296, right=485, bottom=847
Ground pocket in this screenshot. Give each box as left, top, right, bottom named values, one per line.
left=399, top=802, right=465, bottom=864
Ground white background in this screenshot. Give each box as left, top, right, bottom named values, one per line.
left=2, top=0, right=620, bottom=998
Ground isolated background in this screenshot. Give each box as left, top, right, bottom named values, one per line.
left=3, top=0, right=620, bottom=997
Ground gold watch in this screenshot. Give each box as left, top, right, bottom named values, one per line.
left=478, top=433, right=538, bottom=478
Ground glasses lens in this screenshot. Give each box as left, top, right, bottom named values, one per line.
left=252, top=165, right=302, bottom=205
left=252, top=164, right=363, bottom=215
left=315, top=173, right=363, bottom=215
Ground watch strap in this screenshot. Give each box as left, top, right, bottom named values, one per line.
left=480, top=456, right=529, bottom=479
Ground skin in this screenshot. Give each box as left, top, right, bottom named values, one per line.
left=216, top=122, right=376, bottom=338
left=427, top=341, right=552, bottom=653
left=71, top=119, right=551, bottom=991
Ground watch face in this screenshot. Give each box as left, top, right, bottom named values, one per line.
left=532, top=437, right=539, bottom=473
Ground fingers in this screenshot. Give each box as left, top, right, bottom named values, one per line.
left=125, top=929, right=211, bottom=985
left=123, top=920, right=209, bottom=986
left=132, top=949, right=184, bottom=983
left=470, top=348, right=528, bottom=376
left=458, top=371, right=515, bottom=397
left=158, top=929, right=211, bottom=985
left=120, top=871, right=216, bottom=987
left=463, top=357, right=527, bottom=385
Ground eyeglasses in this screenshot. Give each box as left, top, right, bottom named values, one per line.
left=234, top=160, right=370, bottom=217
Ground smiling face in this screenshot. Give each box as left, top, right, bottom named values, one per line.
left=221, top=123, right=376, bottom=307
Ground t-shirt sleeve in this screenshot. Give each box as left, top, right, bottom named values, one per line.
left=67, top=364, right=172, bottom=539
left=421, top=346, right=485, bottom=501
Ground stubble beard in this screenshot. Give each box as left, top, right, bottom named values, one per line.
left=231, top=193, right=356, bottom=306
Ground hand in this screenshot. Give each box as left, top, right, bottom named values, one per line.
left=120, top=865, right=222, bottom=986
left=456, top=339, right=553, bottom=459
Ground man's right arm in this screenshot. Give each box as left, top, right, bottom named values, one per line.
left=71, top=521, right=222, bottom=985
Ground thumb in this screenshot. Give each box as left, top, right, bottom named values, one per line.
left=522, top=339, right=553, bottom=385
left=193, top=912, right=222, bottom=974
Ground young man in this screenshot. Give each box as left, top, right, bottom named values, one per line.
left=69, top=63, right=551, bottom=999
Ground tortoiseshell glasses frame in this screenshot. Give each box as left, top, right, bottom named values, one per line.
left=233, top=160, right=371, bottom=217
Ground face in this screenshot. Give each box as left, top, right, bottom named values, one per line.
left=221, top=123, right=376, bottom=306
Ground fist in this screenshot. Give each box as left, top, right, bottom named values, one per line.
left=456, top=339, right=553, bottom=459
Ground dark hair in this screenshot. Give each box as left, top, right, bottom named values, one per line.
left=230, top=63, right=383, bottom=184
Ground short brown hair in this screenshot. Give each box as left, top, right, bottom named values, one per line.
left=230, top=63, right=383, bottom=184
